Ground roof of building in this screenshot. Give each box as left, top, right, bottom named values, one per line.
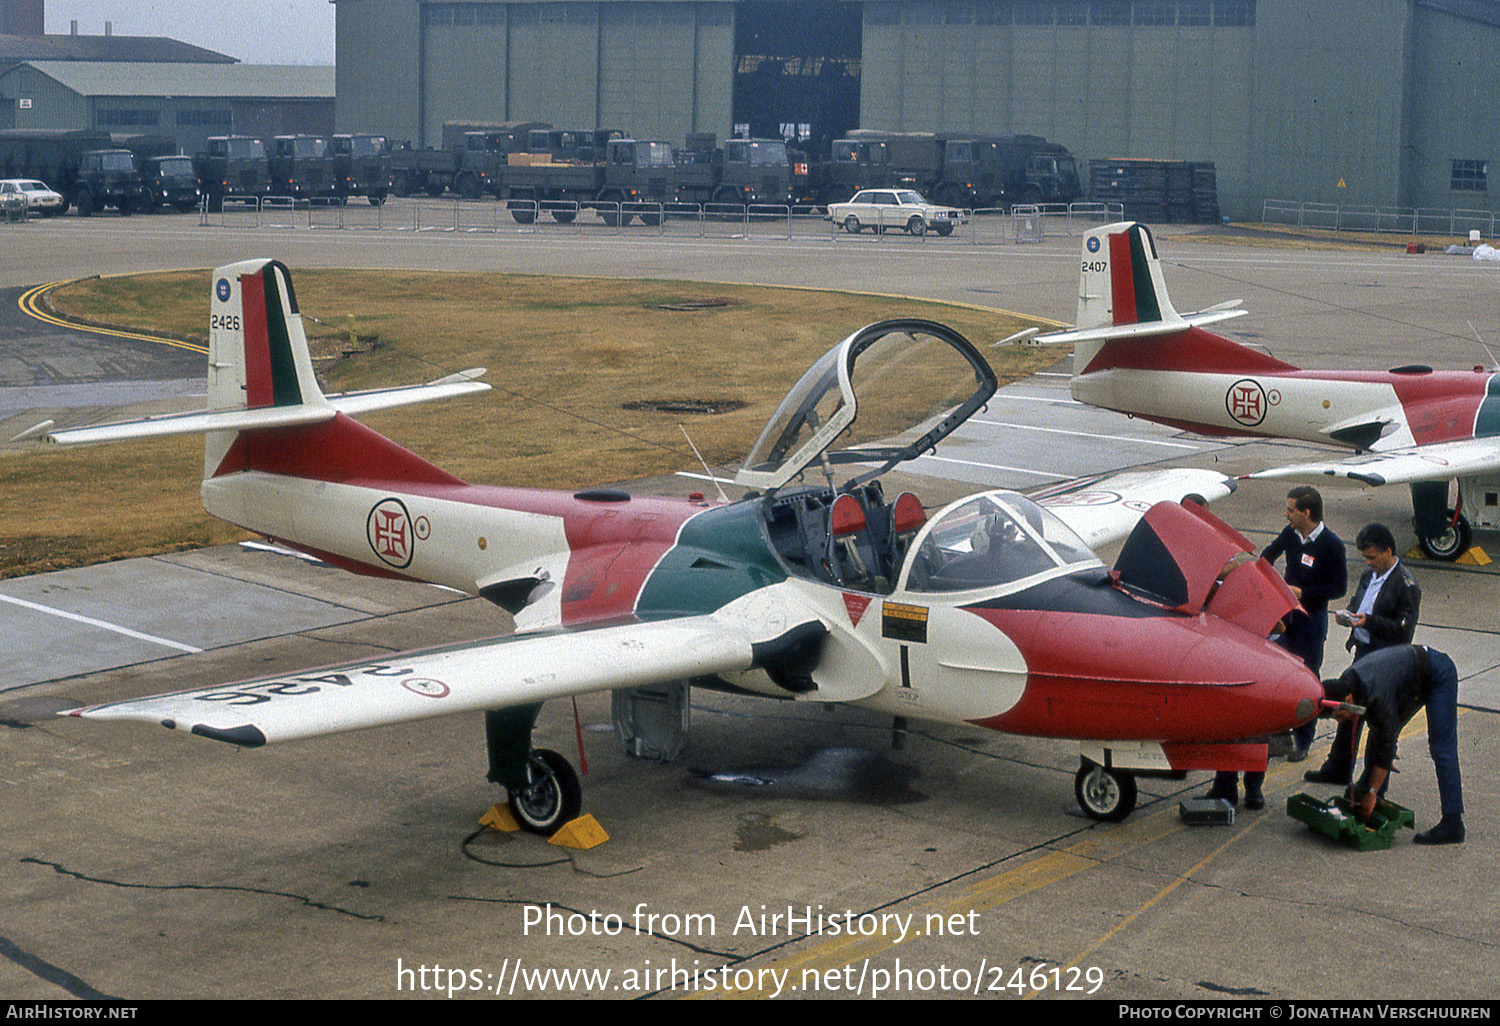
left=0, top=32, right=237, bottom=63
left=15, top=62, right=334, bottom=99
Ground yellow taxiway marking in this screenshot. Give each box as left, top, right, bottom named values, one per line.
left=18, top=281, right=208, bottom=355
left=713, top=707, right=1473, bottom=999
left=1029, top=705, right=1471, bottom=997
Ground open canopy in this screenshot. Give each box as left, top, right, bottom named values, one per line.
left=734, top=319, right=997, bottom=492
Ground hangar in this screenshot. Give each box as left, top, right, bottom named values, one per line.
left=333, top=0, right=1500, bottom=220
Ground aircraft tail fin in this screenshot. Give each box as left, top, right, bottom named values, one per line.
left=1075, top=221, right=1182, bottom=334
left=1016, top=222, right=1277, bottom=389
left=21, top=259, right=489, bottom=481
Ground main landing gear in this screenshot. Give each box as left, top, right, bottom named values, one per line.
left=1411, top=481, right=1474, bottom=562
left=485, top=705, right=582, bottom=835
left=1074, top=762, right=1138, bottom=822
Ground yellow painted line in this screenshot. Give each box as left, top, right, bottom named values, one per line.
left=18, top=281, right=208, bottom=355
left=1028, top=705, right=1475, bottom=993
left=713, top=705, right=1477, bottom=1000
left=705, top=802, right=1193, bottom=999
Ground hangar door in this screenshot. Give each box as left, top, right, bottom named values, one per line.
left=732, top=0, right=861, bottom=156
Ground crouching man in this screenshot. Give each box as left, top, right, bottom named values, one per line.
left=1322, top=644, right=1465, bottom=845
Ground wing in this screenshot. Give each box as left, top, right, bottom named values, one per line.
left=1030, top=467, right=1236, bottom=548
left=66, top=592, right=825, bottom=747
left=1244, top=437, right=1500, bottom=487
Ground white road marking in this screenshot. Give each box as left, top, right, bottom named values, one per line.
left=972, top=418, right=1203, bottom=449
left=0, top=592, right=203, bottom=653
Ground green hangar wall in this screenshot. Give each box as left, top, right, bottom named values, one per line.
left=333, top=0, right=1500, bottom=221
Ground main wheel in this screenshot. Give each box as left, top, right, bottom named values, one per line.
left=1074, top=764, right=1137, bottom=822
left=1418, top=510, right=1472, bottom=561
left=843, top=214, right=861, bottom=234
left=507, top=749, right=582, bottom=836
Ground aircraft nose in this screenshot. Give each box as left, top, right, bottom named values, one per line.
left=1258, top=642, right=1325, bottom=733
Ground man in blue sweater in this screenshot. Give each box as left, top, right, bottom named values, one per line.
left=1208, top=486, right=1347, bottom=809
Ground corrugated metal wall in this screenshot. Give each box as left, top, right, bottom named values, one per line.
left=334, top=0, right=1500, bottom=219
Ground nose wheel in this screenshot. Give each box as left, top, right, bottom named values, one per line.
left=1075, top=763, right=1138, bottom=822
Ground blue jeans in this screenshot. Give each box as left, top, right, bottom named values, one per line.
left=1425, top=650, right=1464, bottom=817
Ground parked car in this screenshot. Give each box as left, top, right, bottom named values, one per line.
left=0, top=178, right=66, bottom=217
left=825, top=188, right=966, bottom=236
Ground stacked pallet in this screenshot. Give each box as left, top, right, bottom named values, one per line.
left=1088, top=159, right=1220, bottom=224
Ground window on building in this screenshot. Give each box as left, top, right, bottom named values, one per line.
left=1452, top=159, right=1488, bottom=192
left=1179, top=1, right=1212, bottom=25
left=1014, top=1, right=1055, bottom=25
left=177, top=109, right=232, bottom=126
left=1214, top=0, right=1256, bottom=26
left=1057, top=2, right=1087, bottom=25
left=1135, top=1, right=1176, bottom=25
left=1089, top=2, right=1131, bottom=26
left=98, top=109, right=159, bottom=127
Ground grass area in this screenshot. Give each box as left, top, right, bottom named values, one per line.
left=2, top=270, right=1058, bottom=578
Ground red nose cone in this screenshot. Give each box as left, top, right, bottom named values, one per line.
left=971, top=607, right=1326, bottom=742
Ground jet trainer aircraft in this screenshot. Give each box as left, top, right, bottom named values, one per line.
left=20, top=260, right=1324, bottom=828
left=1027, top=221, right=1500, bottom=560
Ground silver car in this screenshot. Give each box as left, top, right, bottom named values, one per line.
left=826, top=188, right=967, bottom=236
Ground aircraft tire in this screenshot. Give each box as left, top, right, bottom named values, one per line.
left=1074, top=763, right=1137, bottom=822
left=508, top=749, right=582, bottom=835
left=1418, top=511, right=1472, bottom=561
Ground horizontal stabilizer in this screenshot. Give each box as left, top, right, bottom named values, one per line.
left=1028, top=307, right=1248, bottom=349
left=26, top=404, right=337, bottom=446
left=326, top=372, right=490, bottom=416
left=1244, top=438, right=1500, bottom=488
left=22, top=373, right=490, bottom=446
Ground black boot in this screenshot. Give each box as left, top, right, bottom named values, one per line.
left=1243, top=781, right=1264, bottom=811
left=1205, top=772, right=1238, bottom=807
left=1303, top=761, right=1352, bottom=786
left=1413, top=815, right=1465, bottom=846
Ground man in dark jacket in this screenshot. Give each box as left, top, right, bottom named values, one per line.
left=1322, top=645, right=1464, bottom=845
left=1308, top=523, right=1421, bottom=785
left=1208, top=486, right=1346, bottom=809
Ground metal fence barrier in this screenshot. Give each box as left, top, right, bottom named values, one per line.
left=194, top=196, right=1124, bottom=243
left=1262, top=199, right=1499, bottom=237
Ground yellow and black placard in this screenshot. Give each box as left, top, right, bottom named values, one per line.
left=882, top=601, right=928, bottom=643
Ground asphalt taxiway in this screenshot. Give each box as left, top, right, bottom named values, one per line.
left=1, top=214, right=1497, bottom=1000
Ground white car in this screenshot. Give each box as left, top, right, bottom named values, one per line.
left=0, top=179, right=66, bottom=217
left=826, top=188, right=967, bottom=236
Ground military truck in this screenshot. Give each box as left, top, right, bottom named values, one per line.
left=330, top=134, right=391, bottom=204
left=814, top=130, right=1081, bottom=210
left=386, top=121, right=548, bottom=199
left=673, top=135, right=795, bottom=208
left=269, top=135, right=335, bottom=199
left=195, top=136, right=269, bottom=210
left=488, top=138, right=679, bottom=225
left=138, top=155, right=201, bottom=212
left=0, top=129, right=151, bottom=214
